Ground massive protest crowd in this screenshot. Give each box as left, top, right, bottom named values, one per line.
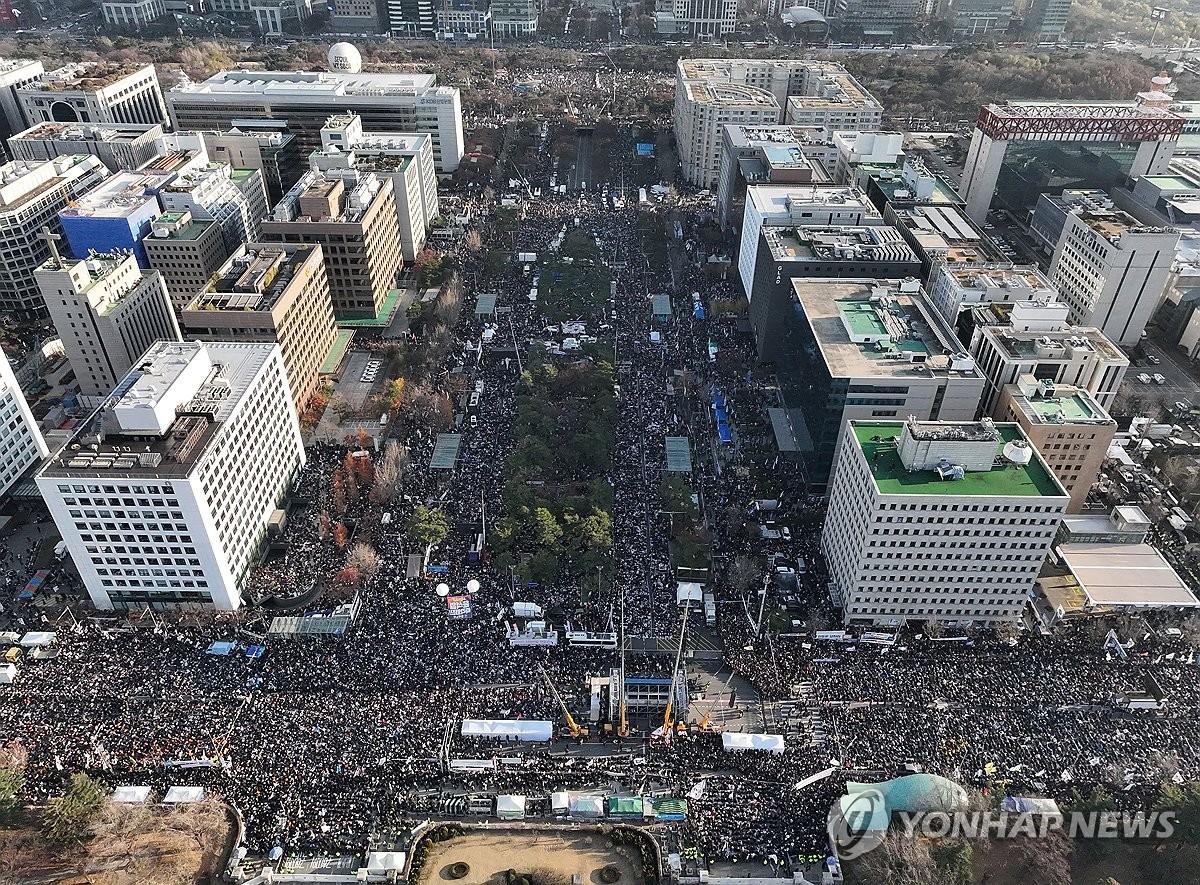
left=2, top=117, right=1199, bottom=876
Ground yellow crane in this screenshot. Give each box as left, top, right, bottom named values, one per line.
left=661, top=602, right=691, bottom=739
left=539, top=665, right=584, bottom=739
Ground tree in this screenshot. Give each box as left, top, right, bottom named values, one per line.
left=332, top=522, right=349, bottom=550
left=524, top=550, right=561, bottom=585
left=464, top=229, right=483, bottom=252
left=574, top=508, right=613, bottom=550
left=929, top=840, right=972, bottom=885
left=408, top=505, right=450, bottom=547
left=530, top=507, right=563, bottom=548
left=0, top=741, right=27, bottom=826
left=369, top=441, right=408, bottom=505
left=345, top=543, right=381, bottom=581
left=924, top=618, right=944, bottom=638
left=42, top=773, right=107, bottom=844
left=727, top=554, right=759, bottom=595
left=1156, top=783, right=1200, bottom=845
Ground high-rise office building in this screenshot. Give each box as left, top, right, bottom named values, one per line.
left=180, top=243, right=336, bottom=410
left=773, top=277, right=985, bottom=483
left=58, top=168, right=177, bottom=267
left=7, top=121, right=164, bottom=172
left=16, top=63, right=168, bottom=129
left=36, top=249, right=181, bottom=399
left=143, top=210, right=233, bottom=311
left=167, top=69, right=464, bottom=172
left=158, top=163, right=267, bottom=255
left=385, top=0, right=436, bottom=36
left=0, top=59, right=45, bottom=147
left=822, top=417, right=1068, bottom=626
left=995, top=377, right=1116, bottom=513
left=1048, top=206, right=1178, bottom=345
left=312, top=114, right=439, bottom=262
left=0, top=353, right=49, bottom=500
left=37, top=340, right=305, bottom=611
left=968, top=300, right=1129, bottom=414
left=716, top=124, right=832, bottom=232
left=101, top=0, right=168, bottom=29
left=0, top=155, right=111, bottom=319
left=260, top=169, right=401, bottom=319
left=674, top=60, right=882, bottom=189
left=201, top=124, right=302, bottom=206
left=1024, top=0, right=1071, bottom=41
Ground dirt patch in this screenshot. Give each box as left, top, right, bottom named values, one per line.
left=0, top=799, right=232, bottom=885
left=415, top=830, right=646, bottom=885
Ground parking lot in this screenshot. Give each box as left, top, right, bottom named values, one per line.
left=1122, top=337, right=1200, bottom=412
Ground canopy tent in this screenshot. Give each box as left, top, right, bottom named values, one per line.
left=606, top=796, right=644, bottom=817
left=568, top=795, right=605, bottom=817
left=0, top=664, right=15, bottom=684
left=652, top=797, right=688, bottom=820
left=460, top=719, right=553, bottom=742
left=721, top=732, right=785, bottom=753
left=1001, top=796, right=1061, bottom=815
left=112, top=786, right=152, bottom=804
left=496, top=794, right=527, bottom=819
left=665, top=436, right=692, bottom=473
left=19, top=632, right=56, bottom=648
left=366, top=852, right=406, bottom=874
left=431, top=434, right=463, bottom=470
left=551, top=791, right=570, bottom=815
left=676, top=582, right=703, bottom=604
left=163, top=786, right=206, bottom=804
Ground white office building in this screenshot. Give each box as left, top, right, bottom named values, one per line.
left=1048, top=207, right=1179, bottom=345
left=674, top=59, right=882, bottom=188
left=37, top=340, right=304, bottom=611
left=822, top=417, right=1068, bottom=626
left=167, top=69, right=465, bottom=173
left=36, top=250, right=181, bottom=400
left=0, top=155, right=111, bottom=319
left=17, top=63, right=168, bottom=129
left=0, top=355, right=49, bottom=500
left=968, top=300, right=1129, bottom=415
left=101, top=0, right=168, bottom=29
left=927, top=264, right=1057, bottom=326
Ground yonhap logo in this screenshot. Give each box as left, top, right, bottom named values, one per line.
left=827, top=787, right=888, bottom=860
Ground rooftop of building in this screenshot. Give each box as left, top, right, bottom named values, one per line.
left=1057, top=543, right=1197, bottom=607
left=681, top=80, right=779, bottom=109
left=172, top=69, right=445, bottom=99
left=146, top=211, right=213, bottom=241
left=0, top=58, right=40, bottom=73
left=792, top=278, right=978, bottom=379
left=940, top=264, right=1055, bottom=292
left=871, top=170, right=962, bottom=205
left=37, top=251, right=146, bottom=317
left=851, top=420, right=1064, bottom=498
left=22, top=62, right=152, bottom=92
left=60, top=169, right=173, bottom=219
left=188, top=244, right=316, bottom=313
left=40, top=340, right=276, bottom=479
left=10, top=121, right=161, bottom=143
left=1004, top=382, right=1113, bottom=426
left=746, top=184, right=876, bottom=216
left=678, top=58, right=839, bottom=80
left=724, top=124, right=833, bottom=149
left=764, top=224, right=917, bottom=263
left=982, top=324, right=1126, bottom=363
left=0, top=155, right=105, bottom=213
left=891, top=204, right=996, bottom=256
left=1074, top=208, right=1176, bottom=243
left=267, top=169, right=385, bottom=225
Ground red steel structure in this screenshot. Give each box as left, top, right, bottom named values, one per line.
left=974, top=103, right=1184, bottom=143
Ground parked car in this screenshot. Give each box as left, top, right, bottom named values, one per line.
left=1137, top=373, right=1153, bottom=384
left=1153, top=373, right=1167, bottom=385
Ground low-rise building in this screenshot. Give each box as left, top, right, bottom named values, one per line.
left=927, top=263, right=1057, bottom=327
left=101, top=0, right=168, bottom=29
left=37, top=340, right=304, bottom=611
left=180, top=243, right=336, bottom=410
left=822, top=417, right=1068, bottom=626
left=16, top=63, right=168, bottom=128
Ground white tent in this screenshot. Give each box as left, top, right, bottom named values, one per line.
left=551, top=791, right=570, bottom=815
left=461, top=719, right=553, bottom=742
left=568, top=794, right=605, bottom=817
left=112, top=786, right=152, bottom=804
left=676, top=582, right=703, bottom=604
left=365, top=851, right=406, bottom=874
left=496, top=794, right=527, bottom=819
left=721, top=732, right=785, bottom=753
left=0, top=664, right=15, bottom=684
left=163, top=786, right=206, bottom=804
left=1001, top=796, right=1061, bottom=815
left=19, top=631, right=56, bottom=648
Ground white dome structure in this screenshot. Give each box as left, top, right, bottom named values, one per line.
left=781, top=5, right=825, bottom=25
left=328, top=42, right=363, bottom=74
left=1002, top=440, right=1033, bottom=465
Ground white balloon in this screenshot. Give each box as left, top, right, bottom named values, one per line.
left=436, top=583, right=450, bottom=597
left=466, top=579, right=481, bottom=594
left=328, top=42, right=363, bottom=74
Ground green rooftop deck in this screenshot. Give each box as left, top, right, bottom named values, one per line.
left=853, top=422, right=1065, bottom=498
left=1025, top=392, right=1099, bottom=422
left=838, top=300, right=888, bottom=336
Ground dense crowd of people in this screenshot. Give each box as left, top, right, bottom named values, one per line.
left=2, top=119, right=1199, bottom=877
